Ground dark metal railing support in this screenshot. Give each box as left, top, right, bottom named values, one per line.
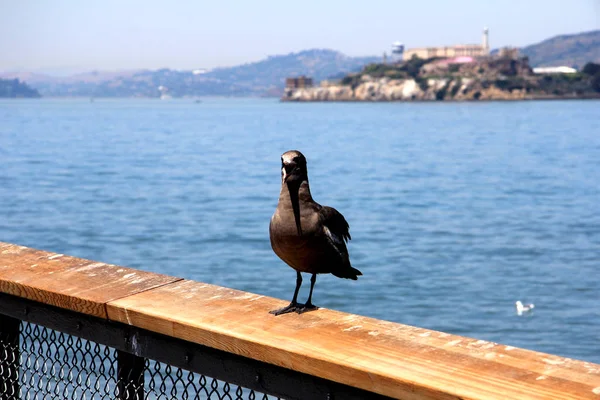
left=0, top=314, right=20, bottom=400
left=117, top=347, right=145, bottom=400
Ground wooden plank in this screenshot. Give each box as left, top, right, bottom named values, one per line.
left=107, top=280, right=600, bottom=400
left=0, top=242, right=181, bottom=318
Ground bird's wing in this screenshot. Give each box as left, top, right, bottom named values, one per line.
left=318, top=206, right=351, bottom=244
left=318, top=206, right=361, bottom=279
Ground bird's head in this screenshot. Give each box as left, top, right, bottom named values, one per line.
left=515, top=301, right=523, bottom=310
left=281, top=150, right=307, bottom=185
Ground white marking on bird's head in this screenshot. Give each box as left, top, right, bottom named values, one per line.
left=280, top=150, right=307, bottom=184
left=282, top=152, right=298, bottom=165
left=281, top=150, right=307, bottom=168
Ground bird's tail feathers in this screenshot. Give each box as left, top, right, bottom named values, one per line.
left=332, top=266, right=363, bottom=280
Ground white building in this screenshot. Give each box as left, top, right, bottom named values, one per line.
left=533, top=66, right=577, bottom=74
left=402, top=28, right=490, bottom=60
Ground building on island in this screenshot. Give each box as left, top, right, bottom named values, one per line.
left=401, top=28, right=490, bottom=60
left=533, top=66, right=577, bottom=74
left=497, top=47, right=519, bottom=59
left=285, top=76, right=313, bottom=89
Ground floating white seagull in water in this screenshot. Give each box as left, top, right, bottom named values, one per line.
left=515, top=301, right=535, bottom=316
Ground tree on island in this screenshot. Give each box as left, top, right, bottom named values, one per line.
left=0, top=78, right=41, bottom=98
left=582, top=62, right=600, bottom=92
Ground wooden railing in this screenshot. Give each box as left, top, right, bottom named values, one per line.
left=1, top=241, right=599, bottom=399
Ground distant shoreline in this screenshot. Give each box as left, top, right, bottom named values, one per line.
left=2, top=95, right=599, bottom=102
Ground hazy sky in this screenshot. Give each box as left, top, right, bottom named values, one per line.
left=1, top=0, right=598, bottom=73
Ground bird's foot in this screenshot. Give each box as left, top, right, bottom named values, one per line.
left=295, top=302, right=319, bottom=314
left=269, top=302, right=301, bottom=316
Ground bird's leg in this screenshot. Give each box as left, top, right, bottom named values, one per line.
left=297, top=274, right=319, bottom=314
left=270, top=271, right=302, bottom=315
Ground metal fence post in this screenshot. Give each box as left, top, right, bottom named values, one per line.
left=117, top=349, right=145, bottom=400
left=0, top=314, right=20, bottom=400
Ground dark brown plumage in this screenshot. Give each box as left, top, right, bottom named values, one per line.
left=269, top=150, right=362, bottom=315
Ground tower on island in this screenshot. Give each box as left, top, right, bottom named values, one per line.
left=482, top=27, right=490, bottom=55
left=391, top=41, right=404, bottom=63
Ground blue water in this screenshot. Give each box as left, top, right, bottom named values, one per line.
left=1, top=98, right=599, bottom=363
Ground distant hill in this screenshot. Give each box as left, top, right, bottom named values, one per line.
left=204, top=49, right=379, bottom=91
left=520, top=30, right=600, bottom=68
left=10, top=50, right=379, bottom=98
left=0, top=69, right=143, bottom=84
left=0, top=78, right=41, bottom=98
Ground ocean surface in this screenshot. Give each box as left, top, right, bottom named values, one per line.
left=1, top=98, right=599, bottom=363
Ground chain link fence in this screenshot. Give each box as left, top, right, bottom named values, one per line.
left=1, top=321, right=275, bottom=400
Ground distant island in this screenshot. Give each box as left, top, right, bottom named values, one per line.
left=282, top=56, right=600, bottom=102
left=282, top=29, right=600, bottom=102
left=0, top=78, right=41, bottom=98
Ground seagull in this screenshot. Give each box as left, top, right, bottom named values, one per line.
left=515, top=301, right=535, bottom=316
left=269, top=150, right=362, bottom=315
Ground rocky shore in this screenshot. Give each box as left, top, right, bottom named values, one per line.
left=283, top=76, right=535, bottom=101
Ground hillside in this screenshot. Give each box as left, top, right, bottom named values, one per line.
left=0, top=78, right=41, bottom=98
left=205, top=49, right=378, bottom=90
left=520, top=30, right=600, bottom=68
left=16, top=50, right=379, bottom=98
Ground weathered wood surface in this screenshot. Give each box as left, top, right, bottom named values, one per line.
left=107, top=280, right=600, bottom=400
left=0, top=242, right=181, bottom=318
left=1, top=242, right=599, bottom=399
